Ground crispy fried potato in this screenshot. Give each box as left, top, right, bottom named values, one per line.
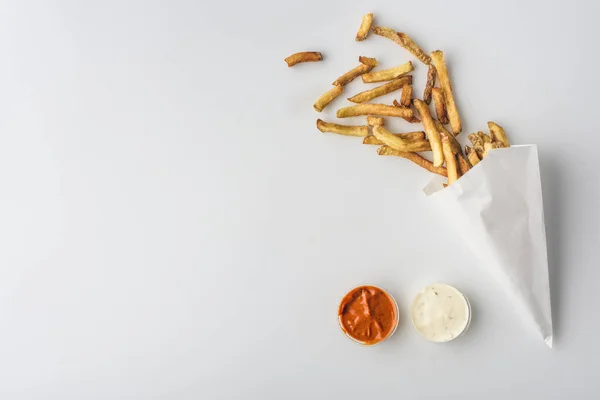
left=361, top=61, right=414, bottom=83
left=478, top=131, right=491, bottom=144
left=285, top=52, right=323, bottom=67
left=430, top=50, right=461, bottom=134
left=433, top=120, right=460, bottom=155
left=373, top=126, right=431, bottom=152
left=332, top=63, right=375, bottom=86
left=337, top=104, right=414, bottom=118
left=401, top=84, right=413, bottom=107
left=377, top=146, right=448, bottom=177
left=468, top=133, right=485, bottom=159
left=413, top=99, right=444, bottom=167
left=441, top=134, right=458, bottom=185
left=466, top=145, right=481, bottom=166
left=359, top=56, right=378, bottom=67
left=313, top=85, right=343, bottom=112
left=488, top=121, right=509, bottom=147
left=363, top=131, right=425, bottom=145
left=356, top=13, right=374, bottom=41
left=432, top=88, right=449, bottom=124
left=316, top=119, right=369, bottom=137
left=392, top=100, right=421, bottom=123
left=372, top=26, right=431, bottom=65
left=366, top=116, right=384, bottom=126
left=348, top=76, right=412, bottom=103
left=423, top=65, right=437, bottom=105
left=457, top=153, right=472, bottom=176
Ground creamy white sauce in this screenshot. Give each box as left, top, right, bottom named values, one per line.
left=411, top=283, right=470, bottom=343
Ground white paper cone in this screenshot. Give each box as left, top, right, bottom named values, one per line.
left=424, top=145, right=553, bottom=347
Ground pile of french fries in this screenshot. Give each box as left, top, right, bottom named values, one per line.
left=285, top=13, right=511, bottom=187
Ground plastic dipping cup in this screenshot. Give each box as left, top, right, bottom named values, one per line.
left=338, top=285, right=399, bottom=346
left=410, top=283, right=471, bottom=343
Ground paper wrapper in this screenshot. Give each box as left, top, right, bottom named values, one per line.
left=424, top=145, right=553, bottom=347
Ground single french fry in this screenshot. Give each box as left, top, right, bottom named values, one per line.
left=313, top=85, right=343, bottom=112
left=401, top=84, right=413, bottom=107
left=363, top=131, right=425, bottom=145
left=466, top=145, right=480, bottom=166
left=433, top=120, right=460, bottom=155
left=392, top=100, right=421, bottom=123
left=337, top=104, right=414, bottom=118
left=361, top=61, right=414, bottom=83
left=377, top=146, right=447, bottom=177
left=372, top=26, right=431, bottom=65
left=358, top=56, right=378, bottom=67
left=356, top=13, right=374, bottom=41
left=441, top=134, right=458, bottom=185
left=432, top=88, right=449, bottom=124
left=483, top=141, right=494, bottom=157
left=332, top=63, right=375, bottom=86
left=316, top=119, right=369, bottom=137
left=413, top=99, right=444, bottom=167
left=373, top=126, right=431, bottom=152
left=366, top=116, right=384, bottom=126
left=430, top=50, right=461, bottom=134
left=488, top=121, right=509, bottom=147
left=285, top=52, right=323, bottom=67
left=348, top=76, right=412, bottom=103
left=457, top=153, right=472, bottom=176
left=468, top=133, right=485, bottom=159
left=423, top=65, right=437, bottom=104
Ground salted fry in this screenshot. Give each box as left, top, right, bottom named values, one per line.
left=348, top=76, right=412, bottom=103
left=372, top=26, right=431, bottom=65
left=433, top=121, right=460, bottom=154
left=400, top=84, right=413, bottom=107
left=337, top=103, right=414, bottom=118
left=441, top=134, right=458, bottom=185
left=373, top=126, right=431, bottom=152
left=356, top=13, right=374, bottom=41
left=284, top=52, right=323, bottom=67
left=392, top=100, right=421, bottom=123
left=432, top=88, right=449, bottom=124
left=423, top=65, right=437, bottom=104
left=377, top=146, right=448, bottom=177
left=457, top=153, right=472, bottom=176
left=361, top=61, right=414, bottom=83
left=488, top=121, right=509, bottom=147
left=359, top=56, right=378, bottom=67
left=468, top=133, right=485, bottom=159
left=313, top=85, right=343, bottom=112
left=413, top=99, right=443, bottom=167
left=363, top=131, right=425, bottom=145
left=366, top=116, right=384, bottom=126
left=430, top=50, right=461, bottom=134
left=316, top=119, right=369, bottom=137
left=466, top=146, right=480, bottom=166
left=483, top=141, right=494, bottom=157
left=332, top=62, right=375, bottom=86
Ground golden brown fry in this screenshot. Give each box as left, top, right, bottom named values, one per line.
left=392, top=100, right=421, bottom=123
left=413, top=99, right=444, bottom=167
left=377, top=146, right=448, bottom=177
left=366, top=116, right=384, bottom=126
left=361, top=61, right=414, bottom=83
left=363, top=131, right=425, bottom=145
left=423, top=65, right=437, bottom=104
left=358, top=56, right=378, bottom=67
left=433, top=120, right=460, bottom=155
left=356, top=13, right=374, bottom=41
left=483, top=141, right=494, bottom=158
left=401, top=84, right=413, bottom=107
left=313, top=85, right=343, bottom=112
left=457, top=153, right=472, bottom=176
left=337, top=103, right=414, bottom=118
left=432, top=88, right=449, bottom=124
left=316, top=119, right=369, bottom=137
left=430, top=50, right=461, bottom=134
left=348, top=76, right=412, bottom=103
left=332, top=63, right=374, bottom=86
left=466, top=146, right=481, bottom=166
left=373, top=126, right=431, bottom=152
left=284, top=52, right=323, bottom=67
left=488, top=121, right=509, bottom=147
left=371, top=26, right=431, bottom=65
left=441, top=134, right=458, bottom=185
left=468, top=133, right=485, bottom=159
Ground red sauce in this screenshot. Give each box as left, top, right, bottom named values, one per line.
left=338, top=285, right=398, bottom=345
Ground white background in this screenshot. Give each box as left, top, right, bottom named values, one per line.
left=0, top=0, right=598, bottom=399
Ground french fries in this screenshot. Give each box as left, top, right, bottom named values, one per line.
left=433, top=121, right=460, bottom=155
left=332, top=58, right=377, bottom=86
left=363, top=131, right=425, bottom=145
left=400, top=84, right=413, bottom=107
left=348, top=76, right=412, bottom=103
left=441, top=134, right=458, bottom=185
left=356, top=13, right=374, bottom=41
left=372, top=26, right=431, bottom=65
left=392, top=100, right=421, bottom=123
left=285, top=52, right=323, bottom=67
left=430, top=50, right=461, bottom=134
left=313, top=85, right=343, bottom=112
left=432, top=88, right=449, bottom=124
left=361, top=61, right=414, bottom=83
left=423, top=65, right=436, bottom=105
left=366, top=116, right=384, bottom=126
left=358, top=56, right=378, bottom=67
left=465, top=146, right=481, bottom=166
left=337, top=104, right=414, bottom=118
left=488, top=121, right=509, bottom=148
left=316, top=119, right=369, bottom=137
left=413, top=99, right=444, bottom=167
left=468, top=133, right=485, bottom=159
left=457, top=153, right=472, bottom=175
left=373, top=126, right=431, bottom=152
left=377, top=146, right=448, bottom=177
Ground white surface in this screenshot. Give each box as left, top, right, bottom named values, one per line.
left=0, top=0, right=599, bottom=399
